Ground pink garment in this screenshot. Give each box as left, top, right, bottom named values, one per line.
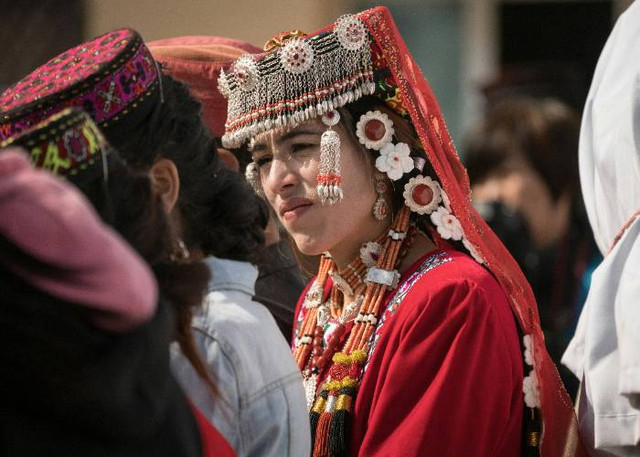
left=0, top=148, right=157, bottom=332
left=148, top=36, right=261, bottom=139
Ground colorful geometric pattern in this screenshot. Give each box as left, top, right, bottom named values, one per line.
left=1, top=108, right=110, bottom=184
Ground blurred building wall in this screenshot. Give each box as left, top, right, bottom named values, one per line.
left=0, top=0, right=84, bottom=91
left=1, top=0, right=630, bottom=147
left=83, top=0, right=346, bottom=49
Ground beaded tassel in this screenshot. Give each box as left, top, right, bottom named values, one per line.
left=317, top=129, right=343, bottom=205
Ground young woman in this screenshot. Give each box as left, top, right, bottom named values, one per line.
left=220, top=7, right=586, bottom=457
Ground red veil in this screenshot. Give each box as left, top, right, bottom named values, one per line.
left=363, top=7, right=585, bottom=456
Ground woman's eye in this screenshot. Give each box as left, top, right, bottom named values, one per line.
left=291, top=143, right=315, bottom=153
left=254, top=156, right=272, bottom=167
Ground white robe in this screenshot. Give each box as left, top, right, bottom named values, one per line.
left=562, top=2, right=640, bottom=455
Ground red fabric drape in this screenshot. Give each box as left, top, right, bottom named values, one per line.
left=360, top=7, right=587, bottom=456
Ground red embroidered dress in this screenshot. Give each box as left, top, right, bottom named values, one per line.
left=294, top=249, right=523, bottom=456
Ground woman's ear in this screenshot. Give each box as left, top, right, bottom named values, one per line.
left=149, top=158, right=180, bottom=212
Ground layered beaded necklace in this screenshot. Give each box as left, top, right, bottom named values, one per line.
left=293, top=206, right=415, bottom=456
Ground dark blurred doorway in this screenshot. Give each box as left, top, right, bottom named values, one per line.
left=491, top=1, right=613, bottom=110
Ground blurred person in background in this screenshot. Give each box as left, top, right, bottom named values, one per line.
left=464, top=97, right=601, bottom=399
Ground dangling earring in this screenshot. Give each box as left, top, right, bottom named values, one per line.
left=372, top=177, right=390, bottom=221
left=170, top=238, right=190, bottom=262
left=245, top=162, right=264, bottom=197
left=317, top=110, right=343, bottom=205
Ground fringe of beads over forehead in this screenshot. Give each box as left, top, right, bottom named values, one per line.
left=220, top=14, right=376, bottom=148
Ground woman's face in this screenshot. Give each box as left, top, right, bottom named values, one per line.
left=251, top=117, right=386, bottom=262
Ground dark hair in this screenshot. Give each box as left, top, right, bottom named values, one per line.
left=78, top=151, right=217, bottom=397
left=463, top=97, right=581, bottom=203
left=112, top=74, right=268, bottom=261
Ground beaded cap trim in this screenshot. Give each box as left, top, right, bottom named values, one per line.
left=220, top=14, right=376, bottom=148
left=0, top=29, right=159, bottom=141
left=1, top=107, right=110, bottom=184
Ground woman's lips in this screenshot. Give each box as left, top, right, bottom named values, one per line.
left=279, top=198, right=313, bottom=222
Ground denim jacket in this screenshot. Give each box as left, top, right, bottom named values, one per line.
left=171, top=257, right=310, bottom=457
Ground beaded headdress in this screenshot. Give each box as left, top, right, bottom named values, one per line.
left=0, top=29, right=161, bottom=144
left=222, top=7, right=586, bottom=456
left=1, top=108, right=111, bottom=185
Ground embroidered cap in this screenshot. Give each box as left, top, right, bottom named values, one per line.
left=0, top=29, right=160, bottom=144
left=1, top=107, right=110, bottom=185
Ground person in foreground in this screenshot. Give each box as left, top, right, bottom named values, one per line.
left=0, top=109, right=234, bottom=456
left=221, top=7, right=587, bottom=457
left=562, top=2, right=640, bottom=455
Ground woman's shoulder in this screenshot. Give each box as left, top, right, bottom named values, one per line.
left=394, top=248, right=511, bottom=318
left=404, top=248, right=501, bottom=292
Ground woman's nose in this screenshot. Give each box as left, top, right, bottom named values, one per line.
left=265, top=158, right=297, bottom=195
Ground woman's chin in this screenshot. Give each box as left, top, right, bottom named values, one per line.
left=292, top=236, right=327, bottom=257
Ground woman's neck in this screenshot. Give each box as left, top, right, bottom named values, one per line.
left=327, top=219, right=438, bottom=274
left=328, top=219, right=391, bottom=270
left=396, top=231, right=438, bottom=274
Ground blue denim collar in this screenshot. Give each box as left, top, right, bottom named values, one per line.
left=204, top=256, right=258, bottom=295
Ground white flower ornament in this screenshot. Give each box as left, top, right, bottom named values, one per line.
left=523, top=371, right=541, bottom=408
left=375, top=142, right=414, bottom=181
left=462, top=237, right=484, bottom=264
left=523, top=334, right=535, bottom=366
left=430, top=206, right=463, bottom=241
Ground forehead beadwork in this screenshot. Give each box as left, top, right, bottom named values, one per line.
left=220, top=12, right=376, bottom=149
left=233, top=55, right=259, bottom=92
